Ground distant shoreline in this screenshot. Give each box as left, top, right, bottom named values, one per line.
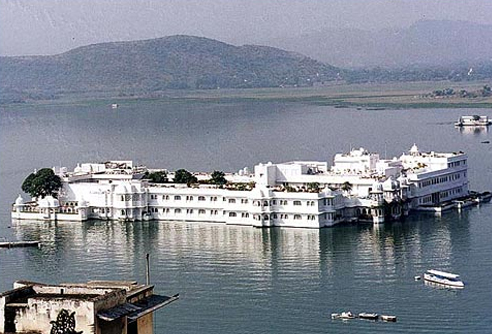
left=3, top=80, right=492, bottom=110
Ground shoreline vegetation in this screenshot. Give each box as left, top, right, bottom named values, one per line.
left=3, top=80, right=492, bottom=110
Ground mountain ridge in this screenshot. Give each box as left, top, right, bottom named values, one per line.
left=0, top=35, right=340, bottom=103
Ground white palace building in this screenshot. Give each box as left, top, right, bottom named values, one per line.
left=12, top=145, right=469, bottom=228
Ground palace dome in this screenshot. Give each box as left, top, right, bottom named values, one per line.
left=38, top=196, right=60, bottom=208
left=74, top=164, right=83, bottom=174
left=15, top=194, right=24, bottom=206
left=410, top=143, right=419, bottom=155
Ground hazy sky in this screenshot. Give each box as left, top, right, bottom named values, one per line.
left=2, top=0, right=492, bottom=56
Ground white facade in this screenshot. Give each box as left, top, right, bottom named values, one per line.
left=12, top=145, right=470, bottom=228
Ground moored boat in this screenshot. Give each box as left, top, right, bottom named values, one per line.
left=423, top=269, right=464, bottom=288
left=381, top=315, right=397, bottom=322
left=455, top=115, right=491, bottom=127
left=476, top=191, right=492, bottom=203
left=0, top=240, right=40, bottom=248
left=454, top=199, right=476, bottom=209
left=358, top=312, right=378, bottom=320
left=339, top=311, right=355, bottom=319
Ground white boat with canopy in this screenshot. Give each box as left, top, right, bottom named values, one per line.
left=423, top=269, right=464, bottom=288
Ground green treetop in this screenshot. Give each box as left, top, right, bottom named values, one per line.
left=173, top=169, right=198, bottom=185
left=210, top=170, right=227, bottom=186
left=146, top=171, right=168, bottom=183
left=21, top=168, right=62, bottom=199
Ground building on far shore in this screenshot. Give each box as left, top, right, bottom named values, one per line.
left=0, top=280, right=178, bottom=334
left=12, top=145, right=470, bottom=227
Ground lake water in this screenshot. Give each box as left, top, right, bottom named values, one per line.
left=1, top=100, right=492, bottom=333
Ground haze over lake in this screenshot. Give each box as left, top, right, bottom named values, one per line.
left=1, top=100, right=492, bottom=333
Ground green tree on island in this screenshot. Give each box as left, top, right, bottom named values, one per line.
left=340, top=181, right=353, bottom=194
left=173, top=169, right=198, bottom=185
left=146, top=171, right=168, bottom=183
left=210, top=170, right=227, bottom=186
left=21, top=168, right=62, bottom=199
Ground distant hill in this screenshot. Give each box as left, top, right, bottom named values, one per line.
left=0, top=35, right=341, bottom=103
left=263, top=20, right=492, bottom=68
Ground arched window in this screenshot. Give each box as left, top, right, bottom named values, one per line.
left=199, top=209, right=206, bottom=215
left=229, top=212, right=237, bottom=217
left=294, top=214, right=302, bottom=220
left=228, top=198, right=236, bottom=203
left=121, top=210, right=125, bottom=215
left=198, top=196, right=206, bottom=201
left=174, top=208, right=181, bottom=214
left=293, top=200, right=302, bottom=206
left=174, top=195, right=181, bottom=200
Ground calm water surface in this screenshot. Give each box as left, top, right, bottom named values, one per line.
left=1, top=100, right=492, bottom=333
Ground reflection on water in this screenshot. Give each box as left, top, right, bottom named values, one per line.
left=10, top=213, right=469, bottom=276
left=456, top=125, right=489, bottom=135
left=3, top=203, right=490, bottom=333
left=4, top=211, right=478, bottom=333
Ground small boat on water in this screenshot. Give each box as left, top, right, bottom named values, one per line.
left=476, top=191, right=492, bottom=203
left=0, top=240, right=40, bottom=248
left=111, top=103, right=119, bottom=109
left=365, top=107, right=385, bottom=111
left=380, top=315, right=397, bottom=322
left=454, top=199, right=476, bottom=210
left=423, top=269, right=464, bottom=288
left=455, top=115, right=491, bottom=127
left=332, top=311, right=355, bottom=320
left=340, top=311, right=355, bottom=319
left=358, top=312, right=378, bottom=320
